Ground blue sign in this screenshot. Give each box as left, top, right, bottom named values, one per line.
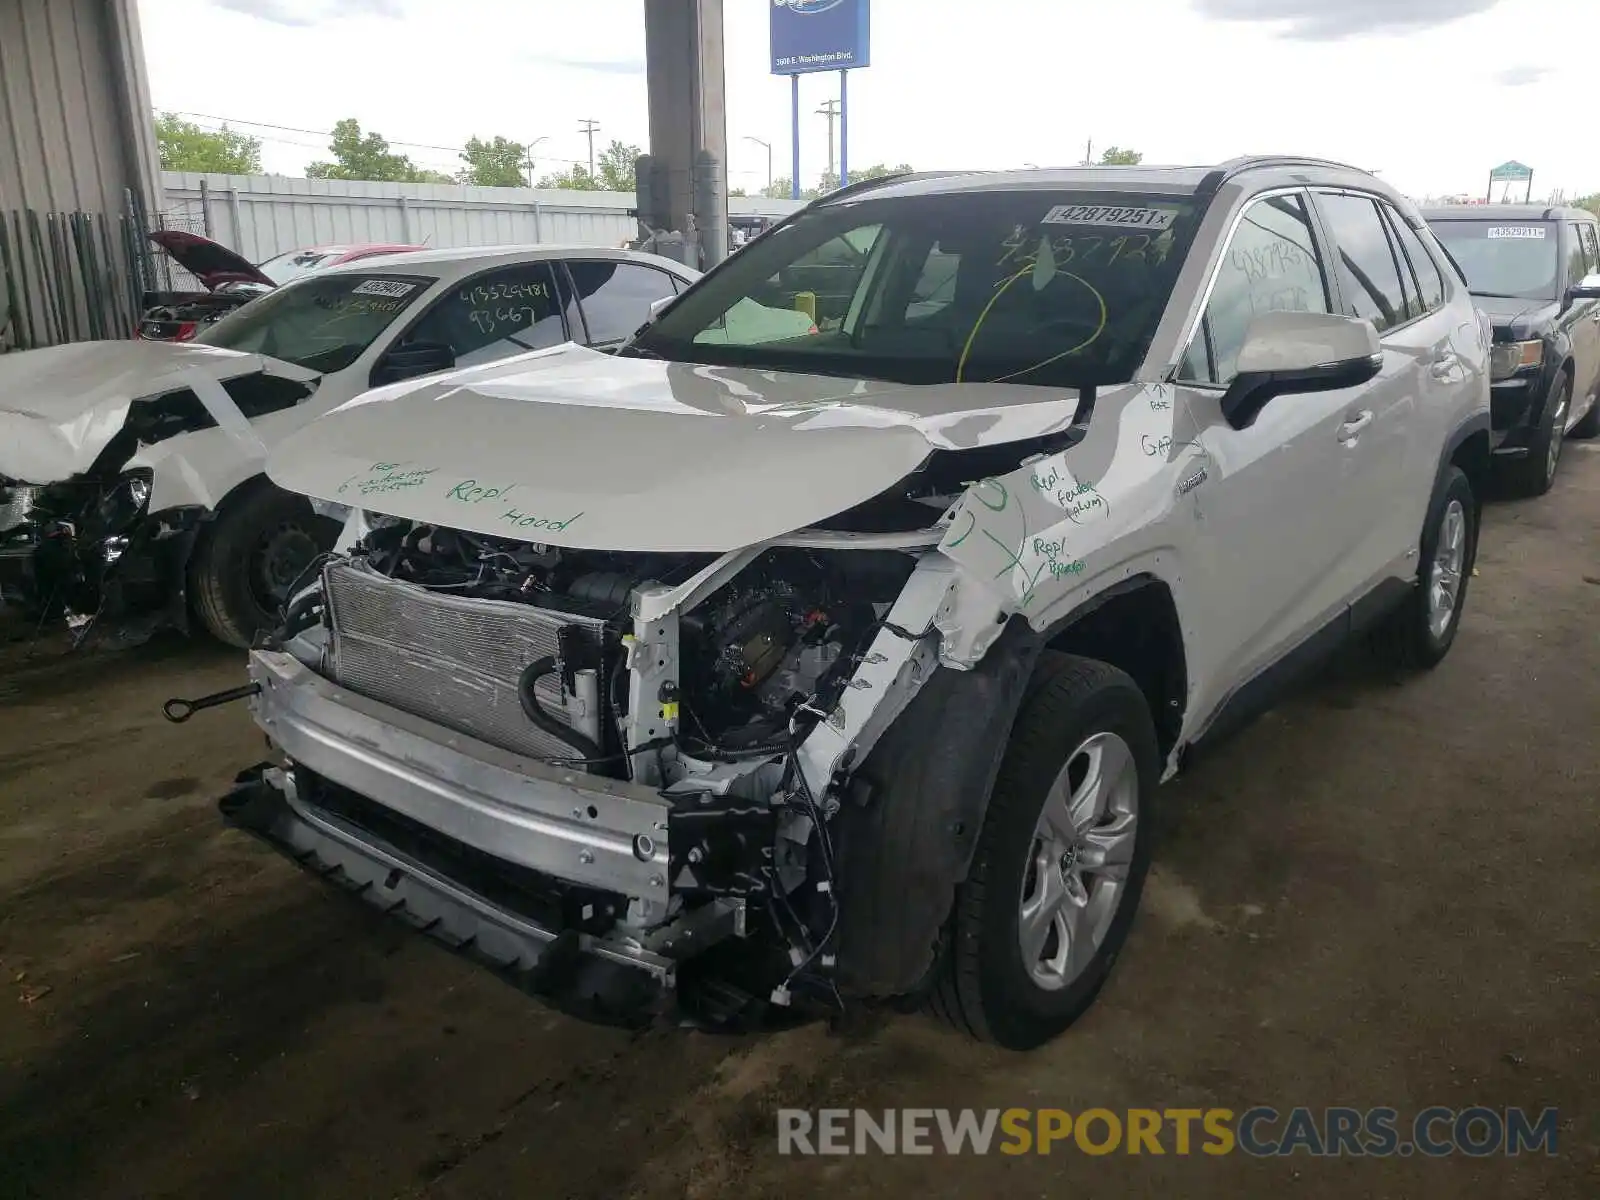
left=770, top=0, right=870, bottom=75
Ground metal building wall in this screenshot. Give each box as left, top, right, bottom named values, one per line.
left=0, top=0, right=163, bottom=348
left=0, top=0, right=160, bottom=216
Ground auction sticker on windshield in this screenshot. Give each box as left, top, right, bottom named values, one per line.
left=1041, top=205, right=1177, bottom=231
left=352, top=279, right=421, bottom=297
left=1486, top=226, right=1546, bottom=239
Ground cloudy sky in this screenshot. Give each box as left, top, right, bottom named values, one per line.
left=137, top=0, right=1590, bottom=201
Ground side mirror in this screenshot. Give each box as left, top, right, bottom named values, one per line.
left=1565, top=273, right=1600, bottom=306
left=1220, top=311, right=1382, bottom=431
left=371, top=340, right=456, bottom=386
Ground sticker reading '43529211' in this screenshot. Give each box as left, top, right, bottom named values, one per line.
left=1041, top=205, right=1177, bottom=231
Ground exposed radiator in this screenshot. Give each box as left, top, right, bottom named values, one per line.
left=0, top=484, right=37, bottom=535
left=323, top=559, right=606, bottom=760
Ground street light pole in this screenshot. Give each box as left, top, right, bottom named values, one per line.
left=523, top=135, right=549, bottom=187
left=744, top=136, right=772, bottom=192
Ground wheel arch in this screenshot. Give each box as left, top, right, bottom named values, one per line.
left=831, top=573, right=1188, bottom=996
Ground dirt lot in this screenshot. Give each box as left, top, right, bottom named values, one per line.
left=1, top=449, right=1596, bottom=1200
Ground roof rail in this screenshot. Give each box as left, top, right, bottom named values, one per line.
left=1219, top=154, right=1370, bottom=179
left=805, top=169, right=968, bottom=208
left=1195, top=154, right=1374, bottom=199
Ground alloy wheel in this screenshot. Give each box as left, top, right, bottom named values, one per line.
left=1017, top=731, right=1140, bottom=991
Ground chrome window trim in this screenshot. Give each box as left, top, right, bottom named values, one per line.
left=1163, top=185, right=1318, bottom=384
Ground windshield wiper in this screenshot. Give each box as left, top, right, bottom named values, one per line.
left=1471, top=291, right=1539, bottom=300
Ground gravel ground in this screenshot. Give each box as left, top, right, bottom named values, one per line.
left=1, top=446, right=1596, bottom=1200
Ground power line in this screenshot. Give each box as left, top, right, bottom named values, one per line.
left=162, top=109, right=587, bottom=166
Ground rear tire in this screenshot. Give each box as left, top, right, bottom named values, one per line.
left=190, top=482, right=339, bottom=649
left=930, top=653, right=1157, bottom=1050
left=1506, top=373, right=1569, bottom=497
left=1370, top=464, right=1477, bottom=671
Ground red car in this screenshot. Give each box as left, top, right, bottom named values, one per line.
left=137, top=232, right=425, bottom=341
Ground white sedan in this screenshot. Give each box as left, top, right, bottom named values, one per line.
left=0, top=244, right=698, bottom=644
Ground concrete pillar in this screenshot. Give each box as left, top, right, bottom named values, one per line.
left=644, top=0, right=727, bottom=267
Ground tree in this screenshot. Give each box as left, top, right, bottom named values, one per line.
left=535, top=165, right=602, bottom=191
left=761, top=176, right=795, bottom=199
left=596, top=141, right=642, bottom=192
left=848, top=162, right=914, bottom=182
left=1576, top=193, right=1600, bottom=220
left=1099, top=146, right=1143, bottom=166
left=306, top=118, right=448, bottom=183
left=154, top=113, right=262, bottom=174
left=458, top=135, right=529, bottom=187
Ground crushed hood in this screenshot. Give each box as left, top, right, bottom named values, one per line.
left=266, top=343, right=1102, bottom=553
left=0, top=341, right=318, bottom=483
left=148, top=230, right=276, bottom=290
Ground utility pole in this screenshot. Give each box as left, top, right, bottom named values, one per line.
left=744, top=136, right=773, bottom=193
left=578, top=118, right=600, bottom=179
left=816, top=98, right=840, bottom=186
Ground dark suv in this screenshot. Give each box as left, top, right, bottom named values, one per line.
left=1422, top=205, right=1600, bottom=495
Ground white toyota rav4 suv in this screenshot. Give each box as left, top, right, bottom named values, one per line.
left=187, top=158, right=1490, bottom=1049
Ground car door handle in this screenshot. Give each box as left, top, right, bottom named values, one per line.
left=1338, top=411, right=1374, bottom=441
left=1430, top=351, right=1458, bottom=379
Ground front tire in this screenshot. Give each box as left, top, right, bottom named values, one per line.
left=190, top=482, right=339, bottom=648
left=1370, top=464, right=1478, bottom=671
left=930, top=653, right=1157, bottom=1050
left=1507, top=373, right=1569, bottom=497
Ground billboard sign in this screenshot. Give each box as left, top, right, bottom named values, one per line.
left=1489, top=160, right=1533, bottom=182
left=770, top=0, right=871, bottom=75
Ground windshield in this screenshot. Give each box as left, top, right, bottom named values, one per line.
left=1427, top=220, right=1559, bottom=300
left=196, top=273, right=436, bottom=373
left=259, top=249, right=343, bottom=285
left=629, top=189, right=1205, bottom=387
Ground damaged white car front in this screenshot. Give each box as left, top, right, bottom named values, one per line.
left=184, top=177, right=1230, bottom=1039
left=0, top=341, right=318, bottom=637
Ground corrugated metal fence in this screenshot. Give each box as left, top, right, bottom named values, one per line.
left=0, top=204, right=148, bottom=351
left=1, top=173, right=803, bottom=351
left=160, top=172, right=803, bottom=266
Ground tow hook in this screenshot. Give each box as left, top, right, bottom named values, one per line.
left=162, top=682, right=262, bottom=723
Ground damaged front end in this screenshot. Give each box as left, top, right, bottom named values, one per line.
left=0, top=468, right=202, bottom=638
left=208, top=511, right=991, bottom=1027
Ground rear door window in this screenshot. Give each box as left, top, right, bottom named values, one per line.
left=563, top=260, right=682, bottom=345
left=399, top=262, right=566, bottom=366
left=1315, top=193, right=1411, bottom=333
left=1386, top=212, right=1446, bottom=314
